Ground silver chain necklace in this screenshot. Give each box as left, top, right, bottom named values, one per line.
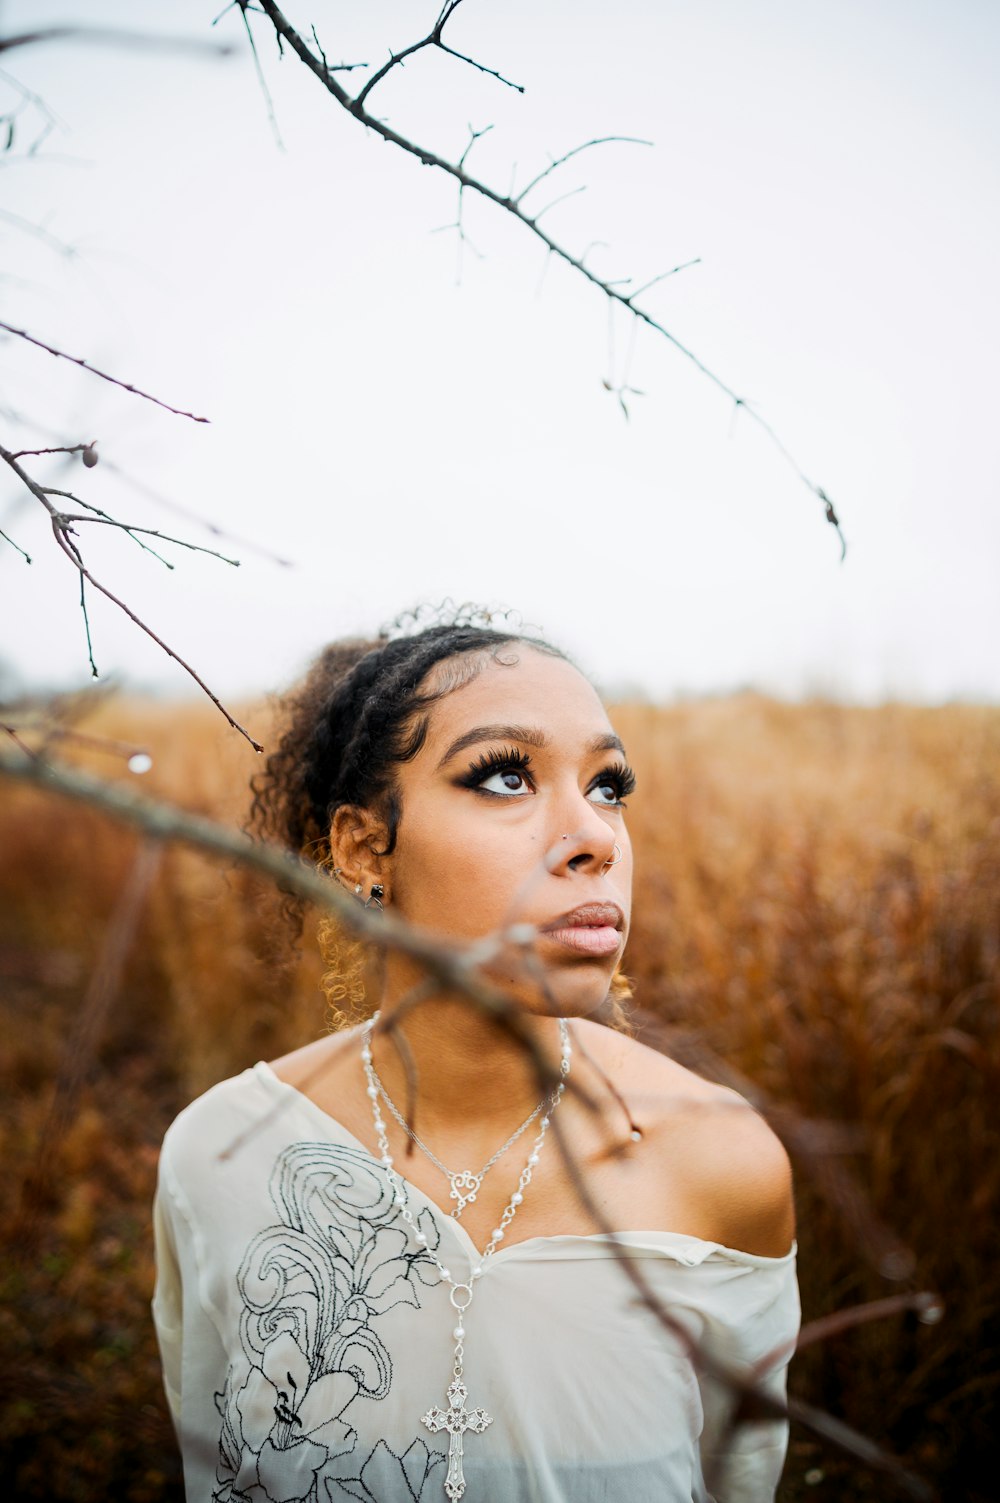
left=367, top=1057, right=550, bottom=1218
left=361, top=1012, right=572, bottom=1502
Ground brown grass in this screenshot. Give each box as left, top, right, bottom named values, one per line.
left=1, top=693, right=997, bottom=1501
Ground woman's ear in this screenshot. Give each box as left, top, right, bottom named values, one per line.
left=329, top=804, right=391, bottom=896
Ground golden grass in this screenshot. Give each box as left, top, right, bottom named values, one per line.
left=1, top=692, right=997, bottom=1500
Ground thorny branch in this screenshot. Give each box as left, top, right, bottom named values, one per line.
left=0, top=740, right=939, bottom=1498
left=0, top=321, right=210, bottom=422
left=251, top=0, right=847, bottom=558
left=2, top=411, right=295, bottom=566
left=353, top=0, right=523, bottom=110
left=0, top=441, right=262, bottom=751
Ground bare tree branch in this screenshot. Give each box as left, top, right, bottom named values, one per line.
left=795, top=1292, right=944, bottom=1355
left=0, top=523, right=30, bottom=561
left=0, top=28, right=235, bottom=59
left=2, top=414, right=295, bottom=566
left=0, top=204, right=78, bottom=256
left=41, top=496, right=243, bottom=568
left=352, top=0, right=522, bottom=111
left=1, top=714, right=150, bottom=770
left=0, top=320, right=210, bottom=422
left=514, top=136, right=652, bottom=206
left=0, top=441, right=262, bottom=750
left=7, top=444, right=91, bottom=461
left=229, top=0, right=284, bottom=149
left=251, top=0, right=846, bottom=556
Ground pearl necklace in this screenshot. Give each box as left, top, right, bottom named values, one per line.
left=361, top=1012, right=572, bottom=1502
left=367, top=1057, right=549, bottom=1217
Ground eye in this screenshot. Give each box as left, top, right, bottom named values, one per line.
left=587, top=762, right=637, bottom=808
left=480, top=767, right=532, bottom=797
left=457, top=746, right=535, bottom=800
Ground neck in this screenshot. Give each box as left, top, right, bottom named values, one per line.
left=366, top=988, right=566, bottom=1139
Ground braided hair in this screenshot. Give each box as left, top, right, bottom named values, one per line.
left=249, top=605, right=567, bottom=870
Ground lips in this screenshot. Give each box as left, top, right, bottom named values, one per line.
left=539, top=902, right=624, bottom=958
left=541, top=903, right=624, bottom=933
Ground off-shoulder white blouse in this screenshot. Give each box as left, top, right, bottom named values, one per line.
left=152, top=1062, right=799, bottom=1503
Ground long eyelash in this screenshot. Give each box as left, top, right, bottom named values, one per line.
left=455, top=749, right=637, bottom=802
left=456, top=746, right=532, bottom=788
left=596, top=761, right=637, bottom=802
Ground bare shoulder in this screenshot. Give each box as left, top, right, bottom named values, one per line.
left=268, top=1027, right=361, bottom=1091
left=576, top=1018, right=796, bottom=1258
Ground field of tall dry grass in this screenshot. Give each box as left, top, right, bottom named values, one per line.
left=1, top=692, right=997, bottom=1501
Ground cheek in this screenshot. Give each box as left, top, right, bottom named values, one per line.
left=393, top=799, right=533, bottom=936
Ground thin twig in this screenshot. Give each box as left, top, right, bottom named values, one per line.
left=630, top=258, right=701, bottom=299
left=0, top=27, right=235, bottom=59
left=0, top=524, right=31, bottom=561
left=8, top=444, right=90, bottom=460
left=0, top=443, right=261, bottom=750
left=794, top=1292, right=944, bottom=1356
left=514, top=136, right=652, bottom=205
left=531, top=184, right=586, bottom=224
left=0, top=205, right=77, bottom=256
left=50, top=519, right=261, bottom=747
left=350, top=0, right=524, bottom=109
left=1, top=719, right=149, bottom=767
left=43, top=501, right=242, bottom=567
left=75, top=555, right=98, bottom=676
left=0, top=320, right=210, bottom=422
left=11, top=423, right=293, bottom=566
left=44, top=491, right=175, bottom=569
left=235, top=0, right=284, bottom=149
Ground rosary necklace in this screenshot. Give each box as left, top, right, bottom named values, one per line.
left=367, top=1056, right=549, bottom=1218
left=361, top=1012, right=572, bottom=1502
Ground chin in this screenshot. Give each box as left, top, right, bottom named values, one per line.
left=488, top=959, right=619, bottom=1021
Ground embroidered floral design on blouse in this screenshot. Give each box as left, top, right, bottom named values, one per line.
left=213, top=1141, right=443, bottom=1503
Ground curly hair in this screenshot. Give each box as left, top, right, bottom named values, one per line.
left=249, top=603, right=632, bottom=1028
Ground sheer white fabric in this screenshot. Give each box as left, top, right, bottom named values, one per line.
left=152, top=1063, right=799, bottom=1502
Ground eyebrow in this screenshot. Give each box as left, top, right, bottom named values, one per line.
left=435, top=723, right=626, bottom=771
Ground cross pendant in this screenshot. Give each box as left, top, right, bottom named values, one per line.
left=422, top=1376, right=493, bottom=1500
left=448, top=1169, right=483, bottom=1215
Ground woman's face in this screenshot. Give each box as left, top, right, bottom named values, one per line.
left=378, top=645, right=634, bottom=1018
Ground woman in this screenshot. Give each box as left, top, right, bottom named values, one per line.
left=152, top=610, right=798, bottom=1503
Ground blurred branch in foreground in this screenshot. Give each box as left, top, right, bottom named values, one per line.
left=0, top=738, right=938, bottom=1498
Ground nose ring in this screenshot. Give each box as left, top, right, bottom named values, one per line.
left=602, top=844, right=622, bottom=871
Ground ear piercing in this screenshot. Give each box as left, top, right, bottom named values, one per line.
left=331, top=867, right=386, bottom=911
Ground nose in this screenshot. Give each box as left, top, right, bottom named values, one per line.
left=545, top=808, right=620, bottom=879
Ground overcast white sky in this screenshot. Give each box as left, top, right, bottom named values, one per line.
left=1, top=0, right=998, bottom=705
